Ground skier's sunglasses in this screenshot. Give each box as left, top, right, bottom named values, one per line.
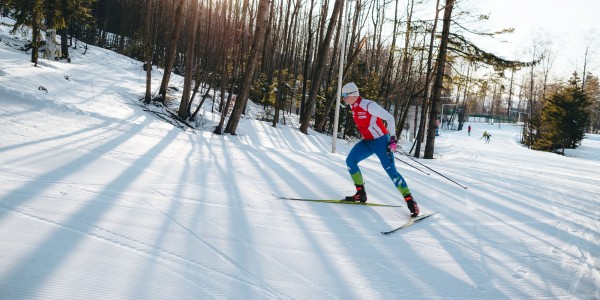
left=342, top=91, right=357, bottom=99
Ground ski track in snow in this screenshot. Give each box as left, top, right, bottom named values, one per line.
left=0, top=176, right=286, bottom=298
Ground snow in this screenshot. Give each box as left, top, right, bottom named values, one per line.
left=1, top=19, right=599, bottom=299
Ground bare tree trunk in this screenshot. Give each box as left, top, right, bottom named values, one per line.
left=31, top=22, right=40, bottom=66
left=394, top=0, right=414, bottom=126
left=157, top=0, right=185, bottom=101
left=299, top=0, right=343, bottom=134
left=457, top=63, right=472, bottom=130
left=276, top=0, right=302, bottom=126
left=31, top=0, right=44, bottom=66
left=414, top=0, right=440, bottom=158
left=224, top=0, right=271, bottom=135
left=490, top=83, right=497, bottom=115
left=268, top=0, right=281, bottom=127
left=59, top=0, right=71, bottom=60
left=582, top=46, right=589, bottom=88
left=314, top=4, right=344, bottom=132
left=300, top=0, right=316, bottom=117
left=526, top=46, right=537, bottom=147
left=424, top=0, right=454, bottom=159
left=178, top=0, right=199, bottom=119
left=191, top=71, right=216, bottom=120
left=507, top=67, right=515, bottom=115
left=378, top=0, right=400, bottom=106
left=213, top=0, right=238, bottom=135
left=143, top=0, right=153, bottom=104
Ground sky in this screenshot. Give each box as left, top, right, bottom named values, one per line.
left=465, top=0, right=599, bottom=77
left=1, top=17, right=600, bottom=299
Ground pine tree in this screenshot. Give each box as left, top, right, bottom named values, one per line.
left=9, top=0, right=45, bottom=65
left=534, top=73, right=591, bottom=154
left=584, top=74, right=600, bottom=133
left=6, top=0, right=94, bottom=64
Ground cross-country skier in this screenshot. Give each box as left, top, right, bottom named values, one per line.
left=481, top=131, right=491, bottom=143
left=341, top=82, right=420, bottom=217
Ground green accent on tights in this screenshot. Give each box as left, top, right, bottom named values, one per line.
left=397, top=186, right=411, bottom=197
left=350, top=171, right=364, bottom=186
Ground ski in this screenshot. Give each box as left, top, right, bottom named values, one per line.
left=274, top=195, right=402, bottom=207
left=381, top=212, right=438, bottom=234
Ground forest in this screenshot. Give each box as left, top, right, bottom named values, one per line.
left=2, top=0, right=599, bottom=156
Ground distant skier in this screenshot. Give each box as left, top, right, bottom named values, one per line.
left=341, top=82, right=420, bottom=218
left=481, top=131, right=491, bottom=143
left=468, top=125, right=471, bottom=136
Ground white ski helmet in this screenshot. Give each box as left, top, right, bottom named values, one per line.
left=342, top=82, right=359, bottom=97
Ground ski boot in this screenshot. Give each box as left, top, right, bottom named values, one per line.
left=404, top=194, right=420, bottom=218
left=345, top=184, right=367, bottom=203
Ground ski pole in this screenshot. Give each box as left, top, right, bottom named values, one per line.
left=398, top=150, right=468, bottom=190
left=394, top=156, right=430, bottom=175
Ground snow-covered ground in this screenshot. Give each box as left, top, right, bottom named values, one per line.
left=1, top=19, right=599, bottom=299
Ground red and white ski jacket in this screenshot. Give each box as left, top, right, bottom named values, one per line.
left=351, top=97, right=396, bottom=140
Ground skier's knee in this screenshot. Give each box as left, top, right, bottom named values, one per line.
left=346, top=156, right=357, bottom=170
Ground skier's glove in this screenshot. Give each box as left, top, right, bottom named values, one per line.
left=388, top=136, right=397, bottom=152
